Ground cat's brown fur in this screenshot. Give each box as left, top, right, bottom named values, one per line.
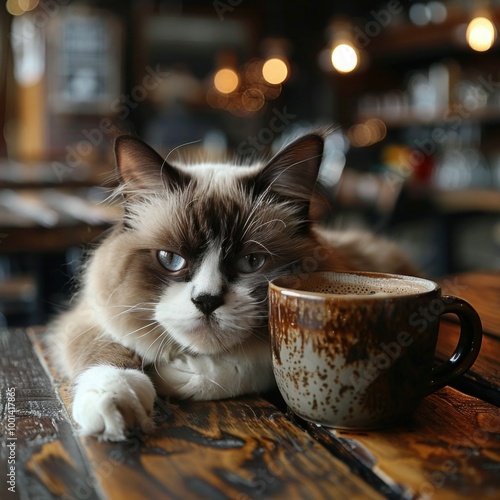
left=50, top=132, right=417, bottom=440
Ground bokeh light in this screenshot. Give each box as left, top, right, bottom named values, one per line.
left=262, top=57, right=289, bottom=85
left=19, top=0, right=39, bottom=11
left=244, top=60, right=264, bottom=83
left=466, top=17, right=497, bottom=52
left=213, top=68, right=239, bottom=94
left=6, top=0, right=39, bottom=15
left=348, top=123, right=371, bottom=147
left=241, top=88, right=265, bottom=112
left=6, top=0, right=24, bottom=15
left=348, top=118, right=387, bottom=147
left=206, top=86, right=229, bottom=109
left=331, top=43, right=359, bottom=73
left=409, top=3, right=431, bottom=26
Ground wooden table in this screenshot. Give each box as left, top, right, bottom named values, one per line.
left=1, top=272, right=499, bottom=499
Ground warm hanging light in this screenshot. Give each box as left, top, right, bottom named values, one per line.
left=19, top=0, right=39, bottom=11
left=331, top=43, right=359, bottom=73
left=260, top=38, right=291, bottom=85
left=466, top=16, right=497, bottom=52
left=213, top=68, right=239, bottom=94
left=6, top=0, right=39, bottom=15
left=262, top=57, right=289, bottom=85
left=6, top=0, right=23, bottom=15
left=325, top=18, right=363, bottom=74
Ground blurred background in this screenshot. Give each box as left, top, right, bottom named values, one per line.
left=1, top=0, right=499, bottom=326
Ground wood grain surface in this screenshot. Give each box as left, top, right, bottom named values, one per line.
left=307, top=387, right=500, bottom=499
left=303, top=272, right=500, bottom=499
left=439, top=272, right=500, bottom=337
left=2, top=272, right=499, bottom=500
left=0, top=328, right=100, bottom=499
left=20, top=328, right=381, bottom=500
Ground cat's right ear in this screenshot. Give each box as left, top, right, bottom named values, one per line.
left=114, top=135, right=186, bottom=195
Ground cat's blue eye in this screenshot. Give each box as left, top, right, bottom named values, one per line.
left=236, top=253, right=267, bottom=274
left=157, top=251, right=187, bottom=272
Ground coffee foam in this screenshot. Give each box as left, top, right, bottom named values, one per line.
left=291, top=273, right=433, bottom=297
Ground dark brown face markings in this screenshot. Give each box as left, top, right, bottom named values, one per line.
left=168, top=186, right=246, bottom=264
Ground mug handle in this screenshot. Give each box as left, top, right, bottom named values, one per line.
left=428, top=296, right=483, bottom=393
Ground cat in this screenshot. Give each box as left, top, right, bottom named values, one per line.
left=50, top=131, right=417, bottom=441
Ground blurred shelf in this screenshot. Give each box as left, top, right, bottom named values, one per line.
left=358, top=108, right=500, bottom=128
left=0, top=276, right=36, bottom=302
left=0, top=187, right=122, bottom=254
left=0, top=225, right=111, bottom=254
left=0, top=189, right=122, bottom=228
left=335, top=169, right=500, bottom=214
left=367, top=10, right=500, bottom=60
left=0, top=159, right=115, bottom=189
left=433, top=188, right=500, bottom=213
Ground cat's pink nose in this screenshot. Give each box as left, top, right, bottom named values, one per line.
left=191, top=293, right=224, bottom=316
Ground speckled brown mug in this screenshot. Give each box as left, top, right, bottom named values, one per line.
left=269, top=271, right=482, bottom=429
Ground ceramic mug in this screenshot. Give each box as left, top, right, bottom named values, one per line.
left=268, top=271, right=483, bottom=429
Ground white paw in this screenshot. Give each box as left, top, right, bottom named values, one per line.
left=72, top=365, right=156, bottom=441
left=155, top=355, right=237, bottom=401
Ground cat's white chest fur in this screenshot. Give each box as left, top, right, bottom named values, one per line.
left=152, top=344, right=275, bottom=401
left=54, top=131, right=416, bottom=442
left=70, top=343, right=273, bottom=441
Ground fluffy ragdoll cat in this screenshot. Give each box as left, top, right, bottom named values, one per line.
left=51, top=132, right=416, bottom=441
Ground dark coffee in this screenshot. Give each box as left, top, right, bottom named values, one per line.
left=269, top=271, right=482, bottom=429
left=287, top=273, right=432, bottom=297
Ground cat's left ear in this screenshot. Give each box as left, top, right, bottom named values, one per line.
left=114, top=135, right=186, bottom=195
left=256, top=133, right=324, bottom=202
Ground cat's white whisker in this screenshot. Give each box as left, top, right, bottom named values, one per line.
left=246, top=239, right=277, bottom=257
left=120, top=321, right=159, bottom=340
left=100, top=306, right=150, bottom=324
left=164, top=139, right=201, bottom=165
left=142, top=326, right=175, bottom=365
left=64, top=321, right=107, bottom=347
left=50, top=129, right=417, bottom=442
left=151, top=334, right=178, bottom=380
left=103, top=282, right=130, bottom=307
left=146, top=326, right=168, bottom=364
